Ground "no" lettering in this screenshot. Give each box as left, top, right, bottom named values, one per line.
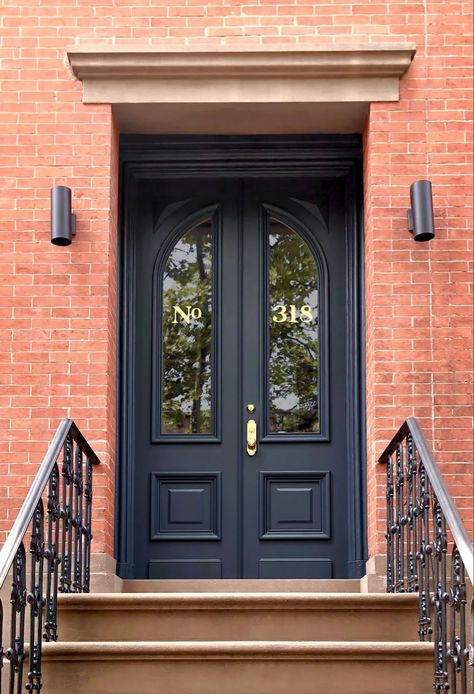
left=172, top=305, right=203, bottom=324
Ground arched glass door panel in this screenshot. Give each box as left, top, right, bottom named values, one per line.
left=267, top=217, right=320, bottom=435
left=159, top=218, right=214, bottom=436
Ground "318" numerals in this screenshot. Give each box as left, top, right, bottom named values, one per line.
left=272, top=305, right=313, bottom=323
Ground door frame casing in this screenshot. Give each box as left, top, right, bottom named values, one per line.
left=116, top=135, right=366, bottom=579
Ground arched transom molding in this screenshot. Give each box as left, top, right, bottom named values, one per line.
left=67, top=44, right=415, bottom=134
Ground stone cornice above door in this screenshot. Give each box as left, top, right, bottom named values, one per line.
left=67, top=44, right=416, bottom=134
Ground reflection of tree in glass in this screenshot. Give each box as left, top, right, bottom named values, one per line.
left=269, top=220, right=320, bottom=433
left=161, top=220, right=213, bottom=434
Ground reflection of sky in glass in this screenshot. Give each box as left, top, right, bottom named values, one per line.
left=161, top=221, right=213, bottom=434
left=269, top=220, right=320, bottom=434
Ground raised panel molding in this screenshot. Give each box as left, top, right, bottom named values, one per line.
left=150, top=472, right=221, bottom=541
left=260, top=471, right=331, bottom=540
left=67, top=45, right=415, bottom=134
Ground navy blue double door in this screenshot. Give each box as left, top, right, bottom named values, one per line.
left=130, top=171, right=359, bottom=579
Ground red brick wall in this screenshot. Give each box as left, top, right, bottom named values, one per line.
left=0, top=1, right=472, bottom=559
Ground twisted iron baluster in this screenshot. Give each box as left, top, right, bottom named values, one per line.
left=416, top=459, right=432, bottom=641
left=405, top=434, right=417, bottom=592
left=44, top=464, right=61, bottom=642
left=385, top=452, right=395, bottom=592
left=395, top=442, right=405, bottom=591
left=26, top=501, right=46, bottom=692
left=447, top=546, right=468, bottom=693
left=60, top=434, right=73, bottom=594
left=432, top=493, right=449, bottom=691
left=83, top=456, right=93, bottom=592
left=73, top=445, right=83, bottom=593
left=6, top=544, right=26, bottom=694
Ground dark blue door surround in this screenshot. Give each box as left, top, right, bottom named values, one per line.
left=117, top=137, right=366, bottom=580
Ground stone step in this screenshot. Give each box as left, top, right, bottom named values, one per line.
left=41, top=640, right=434, bottom=694
left=121, top=578, right=361, bottom=593
left=57, top=592, right=419, bottom=642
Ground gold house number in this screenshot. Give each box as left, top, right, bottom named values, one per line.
left=272, top=305, right=313, bottom=323
left=172, top=305, right=203, bottom=324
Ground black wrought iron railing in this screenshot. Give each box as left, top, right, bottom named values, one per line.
left=379, top=417, right=473, bottom=693
left=0, top=419, right=101, bottom=693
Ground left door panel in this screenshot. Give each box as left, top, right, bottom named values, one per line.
left=131, top=178, right=240, bottom=578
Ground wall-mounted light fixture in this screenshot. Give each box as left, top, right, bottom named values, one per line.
left=407, top=180, right=435, bottom=242
left=51, top=186, right=76, bottom=246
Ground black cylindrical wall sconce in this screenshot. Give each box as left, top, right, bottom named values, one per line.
left=407, top=180, right=435, bottom=242
left=51, top=186, right=76, bottom=246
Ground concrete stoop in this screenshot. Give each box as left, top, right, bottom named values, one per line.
left=36, top=583, right=434, bottom=694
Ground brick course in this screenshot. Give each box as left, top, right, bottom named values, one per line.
left=0, top=0, right=472, bottom=559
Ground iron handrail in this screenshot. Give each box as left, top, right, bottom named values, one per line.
left=379, top=416, right=473, bottom=583
left=0, top=418, right=101, bottom=693
left=0, top=418, right=100, bottom=590
left=379, top=416, right=473, bottom=693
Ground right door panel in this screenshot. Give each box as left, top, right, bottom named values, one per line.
left=241, top=177, right=349, bottom=578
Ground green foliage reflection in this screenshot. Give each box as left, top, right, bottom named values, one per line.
left=161, top=220, right=213, bottom=434
left=269, top=219, right=320, bottom=433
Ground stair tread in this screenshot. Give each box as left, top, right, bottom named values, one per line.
left=120, top=579, right=361, bottom=593
left=58, top=591, right=418, bottom=609
left=42, top=639, right=434, bottom=659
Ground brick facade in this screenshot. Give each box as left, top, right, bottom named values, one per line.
left=0, top=1, right=472, bottom=560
